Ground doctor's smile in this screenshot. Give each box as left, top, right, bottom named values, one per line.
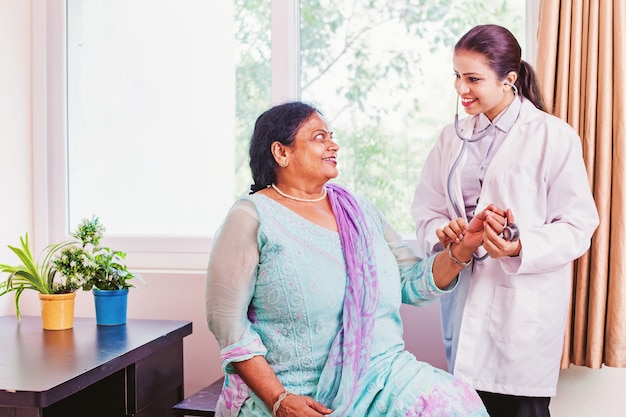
left=460, top=98, right=478, bottom=107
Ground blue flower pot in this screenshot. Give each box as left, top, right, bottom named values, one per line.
left=93, top=288, right=129, bottom=326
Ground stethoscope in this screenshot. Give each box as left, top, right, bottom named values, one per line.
left=447, top=83, right=520, bottom=260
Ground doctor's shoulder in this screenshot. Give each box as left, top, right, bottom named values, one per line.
left=523, top=104, right=581, bottom=145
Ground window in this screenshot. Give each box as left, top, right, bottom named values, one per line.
left=37, top=1, right=536, bottom=271
left=66, top=0, right=235, bottom=237
left=298, top=0, right=527, bottom=232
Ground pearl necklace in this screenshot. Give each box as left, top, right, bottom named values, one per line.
left=271, top=183, right=327, bottom=203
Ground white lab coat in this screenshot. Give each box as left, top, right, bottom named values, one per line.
left=411, top=99, right=599, bottom=397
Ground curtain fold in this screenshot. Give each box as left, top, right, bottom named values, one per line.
left=606, top=0, right=626, bottom=367
left=536, top=0, right=626, bottom=368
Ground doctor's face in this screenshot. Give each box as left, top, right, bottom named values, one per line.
left=453, top=50, right=513, bottom=121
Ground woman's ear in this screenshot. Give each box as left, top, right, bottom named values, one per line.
left=504, top=71, right=518, bottom=88
left=271, top=141, right=289, bottom=168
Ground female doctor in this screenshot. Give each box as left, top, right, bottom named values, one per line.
left=411, top=25, right=599, bottom=417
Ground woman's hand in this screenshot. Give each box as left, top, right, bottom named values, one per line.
left=231, top=357, right=333, bottom=417
left=436, top=218, right=467, bottom=248
left=483, top=208, right=522, bottom=258
left=277, top=393, right=333, bottom=416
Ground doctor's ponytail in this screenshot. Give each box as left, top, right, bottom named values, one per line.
left=517, top=60, right=548, bottom=113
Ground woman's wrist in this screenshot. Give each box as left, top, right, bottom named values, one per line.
left=446, top=242, right=473, bottom=268
left=272, top=390, right=292, bottom=417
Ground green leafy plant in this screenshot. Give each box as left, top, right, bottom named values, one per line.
left=0, top=234, right=82, bottom=319
left=0, top=216, right=144, bottom=319
left=83, top=246, right=144, bottom=291
left=52, top=245, right=97, bottom=289
left=67, top=216, right=144, bottom=291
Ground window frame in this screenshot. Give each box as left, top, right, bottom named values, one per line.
left=33, top=0, right=538, bottom=272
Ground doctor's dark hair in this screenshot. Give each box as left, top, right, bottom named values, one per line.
left=248, top=101, right=319, bottom=194
left=455, top=24, right=548, bottom=112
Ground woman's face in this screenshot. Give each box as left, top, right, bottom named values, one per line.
left=453, top=50, right=512, bottom=121
left=286, top=112, right=339, bottom=183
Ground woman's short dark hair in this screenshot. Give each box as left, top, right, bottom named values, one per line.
left=455, top=24, right=547, bottom=112
left=248, top=101, right=319, bottom=194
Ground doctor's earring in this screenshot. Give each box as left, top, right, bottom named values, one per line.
left=278, top=160, right=289, bottom=168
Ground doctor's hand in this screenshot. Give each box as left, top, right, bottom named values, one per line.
left=482, top=208, right=522, bottom=258
left=462, top=204, right=507, bottom=249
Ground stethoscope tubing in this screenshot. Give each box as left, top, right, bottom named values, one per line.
left=448, top=88, right=520, bottom=260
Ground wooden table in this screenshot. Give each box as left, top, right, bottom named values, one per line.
left=0, top=315, right=192, bottom=417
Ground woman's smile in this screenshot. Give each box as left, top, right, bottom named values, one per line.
left=323, top=156, right=337, bottom=165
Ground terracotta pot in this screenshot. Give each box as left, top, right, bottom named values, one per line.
left=39, top=292, right=76, bottom=330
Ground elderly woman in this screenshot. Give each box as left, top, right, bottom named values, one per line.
left=206, top=101, right=495, bottom=417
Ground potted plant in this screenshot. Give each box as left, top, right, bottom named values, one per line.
left=0, top=216, right=144, bottom=329
left=0, top=234, right=85, bottom=330
left=68, top=216, right=144, bottom=325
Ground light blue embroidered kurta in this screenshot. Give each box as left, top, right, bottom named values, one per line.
left=206, top=192, right=487, bottom=416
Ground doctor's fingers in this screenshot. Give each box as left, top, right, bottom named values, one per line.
left=482, top=203, right=507, bottom=218
left=485, top=209, right=508, bottom=228
left=505, top=208, right=516, bottom=223
left=482, top=223, right=509, bottom=258
left=483, top=222, right=521, bottom=258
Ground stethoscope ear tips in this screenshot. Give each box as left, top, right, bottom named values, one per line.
left=501, top=223, right=520, bottom=242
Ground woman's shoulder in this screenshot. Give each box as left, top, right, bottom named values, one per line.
left=223, top=197, right=259, bottom=223
left=327, top=183, right=374, bottom=209
left=330, top=184, right=388, bottom=232
left=238, top=192, right=274, bottom=217
left=240, top=191, right=313, bottom=227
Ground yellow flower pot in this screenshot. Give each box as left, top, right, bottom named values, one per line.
left=39, top=292, right=76, bottom=330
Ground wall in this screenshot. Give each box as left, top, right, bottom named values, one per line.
left=0, top=0, right=33, bottom=317
left=1, top=1, right=626, bottom=415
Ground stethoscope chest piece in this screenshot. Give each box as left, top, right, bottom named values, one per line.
left=501, top=223, right=520, bottom=242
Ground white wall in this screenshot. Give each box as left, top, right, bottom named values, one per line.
left=1, top=0, right=626, bottom=414
left=0, top=0, right=34, bottom=317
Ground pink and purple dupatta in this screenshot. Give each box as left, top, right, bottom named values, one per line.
left=314, top=183, right=380, bottom=416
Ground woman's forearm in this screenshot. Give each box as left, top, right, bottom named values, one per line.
left=432, top=241, right=474, bottom=289
left=232, top=356, right=287, bottom=411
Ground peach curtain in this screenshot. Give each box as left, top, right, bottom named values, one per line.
left=536, top=0, right=626, bottom=368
